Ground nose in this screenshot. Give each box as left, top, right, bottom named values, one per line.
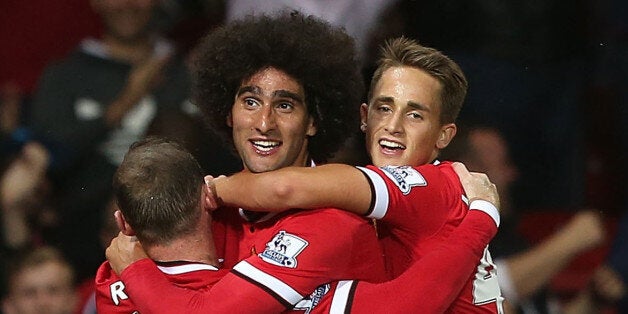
left=384, top=111, right=404, bottom=135
left=254, top=105, right=276, bottom=134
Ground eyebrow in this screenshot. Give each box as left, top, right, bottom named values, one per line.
left=407, top=100, right=429, bottom=112
left=273, top=90, right=304, bottom=103
left=236, top=85, right=260, bottom=97
left=236, top=86, right=304, bottom=103
left=373, top=96, right=430, bottom=112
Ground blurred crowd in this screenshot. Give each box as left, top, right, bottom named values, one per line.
left=1, top=0, right=626, bottom=313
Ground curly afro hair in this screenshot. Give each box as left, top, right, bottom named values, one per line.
left=192, top=10, right=364, bottom=163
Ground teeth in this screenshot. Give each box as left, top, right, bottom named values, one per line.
left=380, top=140, right=405, bottom=149
left=252, top=140, right=280, bottom=151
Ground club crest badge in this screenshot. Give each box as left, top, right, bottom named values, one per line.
left=259, top=231, right=308, bottom=268
left=381, top=166, right=427, bottom=195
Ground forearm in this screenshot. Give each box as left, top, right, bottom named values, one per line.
left=1, top=205, right=30, bottom=249
left=215, top=164, right=371, bottom=214
left=104, top=85, right=147, bottom=127
left=504, top=227, right=587, bottom=299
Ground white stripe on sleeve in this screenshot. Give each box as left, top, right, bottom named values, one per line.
left=469, top=200, right=500, bottom=227
left=356, top=167, right=390, bottom=219
left=329, top=280, right=354, bottom=314
left=233, top=260, right=304, bottom=305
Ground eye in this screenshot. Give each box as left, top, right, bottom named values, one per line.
left=408, top=111, right=423, bottom=120
left=376, top=104, right=392, bottom=113
left=243, top=98, right=260, bottom=108
left=276, top=102, right=295, bottom=112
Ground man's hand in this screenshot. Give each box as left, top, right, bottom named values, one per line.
left=1, top=142, right=50, bottom=208
left=203, top=175, right=224, bottom=210
left=560, top=210, right=605, bottom=252
left=106, top=232, right=148, bottom=275
left=591, top=264, right=626, bottom=303
left=452, top=162, right=500, bottom=210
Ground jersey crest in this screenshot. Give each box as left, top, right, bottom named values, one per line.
left=293, top=284, right=331, bottom=313
left=381, top=166, right=427, bottom=195
left=259, top=231, right=308, bottom=268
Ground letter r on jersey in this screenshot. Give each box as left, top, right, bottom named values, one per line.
left=110, top=281, right=129, bottom=305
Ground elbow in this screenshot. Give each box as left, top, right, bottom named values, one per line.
left=266, top=175, right=299, bottom=209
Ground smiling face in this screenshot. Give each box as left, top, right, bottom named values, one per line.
left=362, top=66, right=456, bottom=167
left=228, top=67, right=316, bottom=173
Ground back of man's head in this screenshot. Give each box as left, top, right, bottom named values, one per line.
left=113, top=137, right=204, bottom=246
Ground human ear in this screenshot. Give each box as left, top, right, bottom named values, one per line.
left=306, top=116, right=317, bottom=137
left=359, top=103, right=369, bottom=133
left=114, top=210, right=136, bottom=236
left=226, top=112, right=233, bottom=127
left=436, top=123, right=457, bottom=149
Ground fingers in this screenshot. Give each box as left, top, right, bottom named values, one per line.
left=452, top=162, right=500, bottom=210
left=452, top=162, right=471, bottom=179
left=565, top=210, right=605, bottom=249
left=204, top=175, right=214, bottom=186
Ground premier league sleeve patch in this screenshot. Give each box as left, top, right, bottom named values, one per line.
left=259, top=231, right=308, bottom=268
left=381, top=166, right=427, bottom=195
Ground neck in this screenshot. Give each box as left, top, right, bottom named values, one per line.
left=144, top=230, right=219, bottom=267
left=102, top=34, right=153, bottom=64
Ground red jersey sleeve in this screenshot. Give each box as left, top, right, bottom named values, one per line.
left=321, top=209, right=498, bottom=313
left=95, top=261, right=138, bottom=313
left=357, top=164, right=463, bottom=237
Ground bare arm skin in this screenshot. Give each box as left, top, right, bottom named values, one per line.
left=212, top=162, right=500, bottom=217
left=105, top=53, right=171, bottom=127
left=502, top=210, right=605, bottom=300
left=213, top=164, right=373, bottom=214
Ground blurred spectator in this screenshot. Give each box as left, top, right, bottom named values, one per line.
left=1, top=142, right=51, bottom=250
left=442, top=126, right=615, bottom=313
left=1, top=246, right=77, bottom=314
left=1, top=84, right=58, bottom=301
left=26, top=0, right=192, bottom=282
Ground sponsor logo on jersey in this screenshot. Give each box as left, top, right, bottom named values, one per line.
left=259, top=231, right=308, bottom=268
left=381, top=166, right=427, bottom=195
left=293, top=284, right=331, bottom=313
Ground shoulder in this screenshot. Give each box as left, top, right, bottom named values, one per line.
left=285, top=208, right=366, bottom=224
left=361, top=164, right=451, bottom=194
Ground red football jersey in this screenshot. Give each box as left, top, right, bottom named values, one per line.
left=117, top=207, right=386, bottom=313
left=95, top=260, right=227, bottom=313
left=357, top=161, right=504, bottom=313
left=222, top=207, right=387, bottom=312
left=302, top=209, right=500, bottom=313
